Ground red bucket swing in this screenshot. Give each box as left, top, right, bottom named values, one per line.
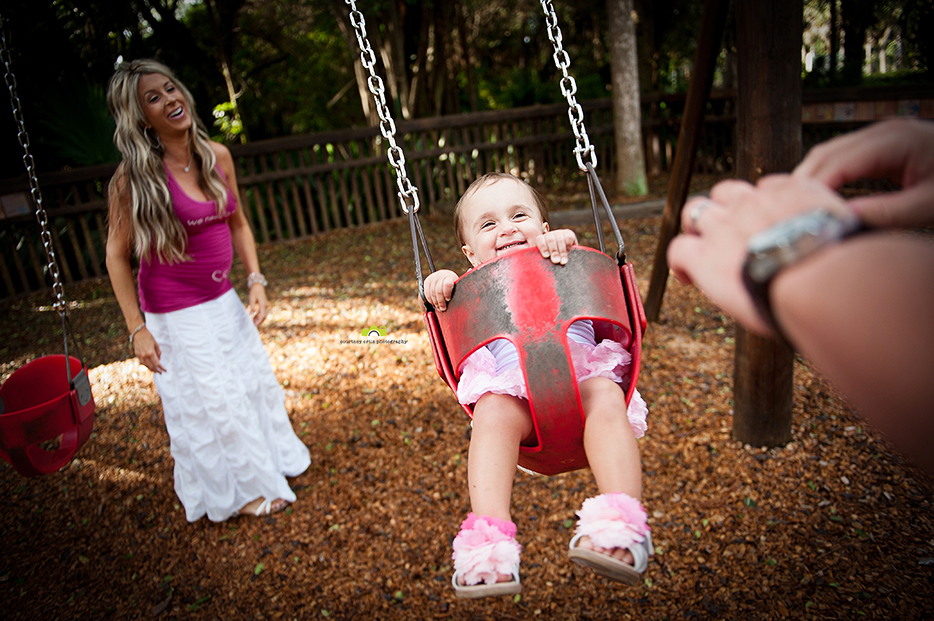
left=425, top=246, right=646, bottom=475
left=0, top=22, right=96, bottom=477
left=346, top=1, right=646, bottom=476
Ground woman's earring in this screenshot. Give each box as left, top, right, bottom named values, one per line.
left=145, top=126, right=163, bottom=151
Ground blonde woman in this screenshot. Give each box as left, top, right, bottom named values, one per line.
left=105, top=59, right=310, bottom=521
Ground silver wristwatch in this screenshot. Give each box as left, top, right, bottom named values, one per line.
left=742, top=208, right=864, bottom=337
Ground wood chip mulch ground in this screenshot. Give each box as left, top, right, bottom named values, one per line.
left=1, top=180, right=932, bottom=620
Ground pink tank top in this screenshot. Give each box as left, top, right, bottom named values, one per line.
left=138, top=167, right=236, bottom=313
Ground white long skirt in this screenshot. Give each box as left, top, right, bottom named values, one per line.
left=147, top=288, right=311, bottom=522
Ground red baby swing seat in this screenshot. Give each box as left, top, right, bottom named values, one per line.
left=0, top=23, right=96, bottom=477
left=0, top=355, right=95, bottom=477
left=424, top=244, right=646, bottom=476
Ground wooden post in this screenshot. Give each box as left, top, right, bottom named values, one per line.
left=731, top=0, right=803, bottom=447
left=644, top=0, right=730, bottom=321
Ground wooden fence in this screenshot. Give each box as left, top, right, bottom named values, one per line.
left=1, top=85, right=930, bottom=300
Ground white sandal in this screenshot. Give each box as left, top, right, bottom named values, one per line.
left=567, top=492, right=653, bottom=585
left=451, top=513, right=522, bottom=599
left=238, top=497, right=288, bottom=517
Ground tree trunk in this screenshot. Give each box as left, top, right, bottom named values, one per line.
left=830, top=0, right=838, bottom=83
left=634, top=0, right=658, bottom=93
left=408, top=5, right=432, bottom=118
left=430, top=8, right=448, bottom=117
left=377, top=0, right=411, bottom=120
left=455, top=0, right=479, bottom=113
left=329, top=0, right=376, bottom=126
left=607, top=0, right=647, bottom=197
left=840, top=0, right=876, bottom=85
left=732, top=0, right=802, bottom=448
left=204, top=0, right=249, bottom=143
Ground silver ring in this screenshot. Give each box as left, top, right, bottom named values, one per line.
left=689, top=199, right=713, bottom=232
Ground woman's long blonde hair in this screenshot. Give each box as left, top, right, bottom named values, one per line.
left=107, top=58, right=229, bottom=263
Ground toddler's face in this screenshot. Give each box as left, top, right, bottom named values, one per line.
left=460, top=178, right=548, bottom=266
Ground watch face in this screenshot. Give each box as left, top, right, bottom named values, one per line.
left=746, top=209, right=862, bottom=283
left=748, top=209, right=824, bottom=252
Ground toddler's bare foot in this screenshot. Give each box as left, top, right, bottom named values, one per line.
left=456, top=571, right=515, bottom=587
left=575, top=535, right=635, bottom=566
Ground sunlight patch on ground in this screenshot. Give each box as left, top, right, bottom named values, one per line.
left=71, top=457, right=153, bottom=485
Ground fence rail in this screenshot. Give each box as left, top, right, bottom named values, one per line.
left=1, top=85, right=931, bottom=300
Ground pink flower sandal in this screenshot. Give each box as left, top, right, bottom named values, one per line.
left=451, top=513, right=522, bottom=599
left=567, top=492, right=653, bottom=585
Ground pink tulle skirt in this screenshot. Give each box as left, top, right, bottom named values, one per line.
left=456, top=338, right=648, bottom=439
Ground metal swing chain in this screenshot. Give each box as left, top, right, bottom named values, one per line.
left=539, top=2, right=627, bottom=261
left=345, top=0, right=420, bottom=216
left=0, top=22, right=67, bottom=316
left=540, top=0, right=597, bottom=172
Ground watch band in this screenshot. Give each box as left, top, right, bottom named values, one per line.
left=742, top=256, right=783, bottom=338
left=742, top=208, right=865, bottom=340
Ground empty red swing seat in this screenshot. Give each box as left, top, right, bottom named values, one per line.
left=424, top=246, right=646, bottom=476
left=0, top=355, right=95, bottom=477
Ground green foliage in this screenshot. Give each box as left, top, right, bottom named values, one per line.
left=39, top=80, right=120, bottom=166
left=4, top=0, right=931, bottom=176
left=212, top=102, right=244, bottom=143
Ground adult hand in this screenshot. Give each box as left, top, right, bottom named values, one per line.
left=668, top=174, right=852, bottom=335
left=133, top=327, right=166, bottom=374
left=424, top=269, right=458, bottom=311
left=793, top=118, right=934, bottom=228
left=534, top=228, right=578, bottom=265
left=249, top=284, right=268, bottom=326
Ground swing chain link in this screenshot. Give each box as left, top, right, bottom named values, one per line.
left=539, top=0, right=597, bottom=172
left=345, top=0, right=420, bottom=215
left=0, top=22, right=67, bottom=316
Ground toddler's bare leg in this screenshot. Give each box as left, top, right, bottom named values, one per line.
left=467, top=393, right=535, bottom=520
left=457, top=393, right=533, bottom=587
left=579, top=377, right=643, bottom=565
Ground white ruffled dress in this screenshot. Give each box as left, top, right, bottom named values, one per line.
left=456, top=319, right=648, bottom=438
left=147, top=288, right=311, bottom=522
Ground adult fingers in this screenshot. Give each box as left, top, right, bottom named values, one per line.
left=254, top=299, right=268, bottom=326
left=135, top=335, right=165, bottom=374
left=849, top=182, right=934, bottom=228
left=793, top=129, right=877, bottom=186
left=709, top=178, right=757, bottom=208
left=667, top=234, right=699, bottom=285
left=794, top=118, right=934, bottom=189
left=153, top=343, right=166, bottom=374
left=249, top=288, right=268, bottom=326
left=682, top=196, right=714, bottom=234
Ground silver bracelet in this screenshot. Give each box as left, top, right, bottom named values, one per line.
left=129, top=322, right=146, bottom=346
left=247, top=272, right=268, bottom=288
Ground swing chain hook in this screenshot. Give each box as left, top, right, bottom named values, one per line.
left=346, top=1, right=420, bottom=215
left=0, top=20, right=67, bottom=316
left=539, top=0, right=597, bottom=172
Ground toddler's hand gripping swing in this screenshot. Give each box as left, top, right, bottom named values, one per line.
left=346, top=1, right=646, bottom=476
left=0, top=19, right=96, bottom=477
